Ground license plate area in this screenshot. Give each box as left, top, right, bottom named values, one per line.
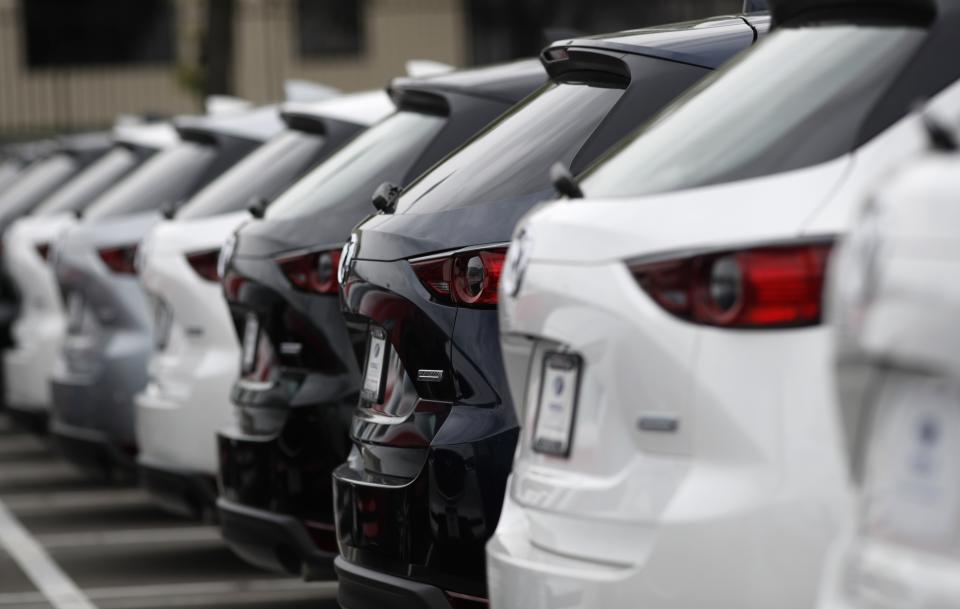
left=241, top=313, right=260, bottom=374
left=532, top=352, right=582, bottom=457
left=864, top=377, right=960, bottom=553
left=153, top=299, right=173, bottom=350
left=66, top=292, right=85, bottom=334
left=361, top=326, right=388, bottom=403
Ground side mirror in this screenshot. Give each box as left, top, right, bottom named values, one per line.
left=550, top=162, right=583, bottom=199
left=372, top=182, right=401, bottom=214
left=160, top=201, right=177, bottom=220
left=248, top=196, right=269, bottom=219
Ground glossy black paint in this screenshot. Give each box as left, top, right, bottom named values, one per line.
left=216, top=60, right=546, bottom=575
left=335, top=15, right=768, bottom=605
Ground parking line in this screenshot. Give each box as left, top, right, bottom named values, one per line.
left=37, top=526, right=221, bottom=549
left=0, top=579, right=336, bottom=608
left=0, top=498, right=97, bottom=609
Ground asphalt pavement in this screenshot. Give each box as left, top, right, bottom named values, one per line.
left=0, top=414, right=339, bottom=609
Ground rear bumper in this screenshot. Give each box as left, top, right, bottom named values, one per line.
left=139, top=457, right=217, bottom=520
left=332, top=423, right=518, bottom=600
left=217, top=497, right=336, bottom=580
left=4, top=313, right=62, bottom=411
left=335, top=556, right=456, bottom=609
left=51, top=419, right=135, bottom=476
left=51, top=330, right=149, bottom=447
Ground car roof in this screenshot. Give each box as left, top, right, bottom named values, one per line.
left=547, top=15, right=765, bottom=70
left=280, top=89, right=394, bottom=128
left=174, top=104, right=286, bottom=144
left=112, top=121, right=179, bottom=151
left=389, top=58, right=546, bottom=105
left=55, top=131, right=112, bottom=155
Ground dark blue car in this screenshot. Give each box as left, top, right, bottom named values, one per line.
left=334, top=11, right=770, bottom=609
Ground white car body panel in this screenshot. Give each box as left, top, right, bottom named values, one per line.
left=3, top=212, right=76, bottom=411
left=135, top=211, right=248, bottom=475
left=819, top=151, right=960, bottom=609
left=487, top=74, right=960, bottom=609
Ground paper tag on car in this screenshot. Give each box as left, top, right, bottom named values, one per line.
left=361, top=327, right=388, bottom=402
left=241, top=313, right=259, bottom=374
left=864, top=379, right=960, bottom=550
left=533, top=352, right=581, bottom=457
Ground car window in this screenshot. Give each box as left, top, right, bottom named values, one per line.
left=84, top=141, right=217, bottom=219
left=266, top=111, right=446, bottom=220
left=394, top=81, right=625, bottom=215
left=177, top=129, right=326, bottom=220
left=35, top=146, right=142, bottom=215
left=0, top=153, right=78, bottom=221
left=582, top=26, right=927, bottom=198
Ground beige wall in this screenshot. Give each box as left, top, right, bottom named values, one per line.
left=235, top=0, right=468, bottom=103
left=0, top=0, right=202, bottom=136
left=0, top=0, right=467, bottom=138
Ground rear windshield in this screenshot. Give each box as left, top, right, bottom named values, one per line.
left=177, top=129, right=326, bottom=220
left=582, top=26, right=927, bottom=198
left=0, top=153, right=78, bottom=220
left=35, top=146, right=144, bottom=215
left=265, top=111, right=445, bottom=219
left=394, top=80, right=625, bottom=215
left=84, top=141, right=217, bottom=219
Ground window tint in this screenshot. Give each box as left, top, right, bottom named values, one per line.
left=177, top=130, right=325, bottom=220
left=582, top=26, right=927, bottom=198
left=36, top=146, right=141, bottom=215
left=84, top=142, right=217, bottom=220
left=394, top=81, right=624, bottom=215
left=266, top=111, right=445, bottom=220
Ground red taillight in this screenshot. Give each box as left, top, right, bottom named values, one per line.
left=186, top=248, right=220, bottom=282
left=98, top=244, right=138, bottom=275
left=629, top=242, right=833, bottom=328
left=36, top=243, right=51, bottom=262
left=277, top=248, right=341, bottom=294
left=411, top=247, right=507, bottom=307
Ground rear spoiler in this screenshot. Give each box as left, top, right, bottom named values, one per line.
left=540, top=47, right=630, bottom=86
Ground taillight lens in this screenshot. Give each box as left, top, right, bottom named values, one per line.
left=629, top=242, right=833, bottom=328
left=36, top=243, right=51, bottom=262
left=412, top=247, right=507, bottom=307
left=98, top=244, right=138, bottom=275
left=186, top=248, right=220, bottom=282
left=277, top=248, right=341, bottom=294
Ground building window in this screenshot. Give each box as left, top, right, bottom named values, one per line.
left=21, top=0, right=176, bottom=68
left=296, top=0, right=364, bottom=57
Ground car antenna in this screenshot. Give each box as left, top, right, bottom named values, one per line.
left=248, top=196, right=269, bottom=219
left=160, top=201, right=177, bottom=220
left=921, top=109, right=958, bottom=152
left=371, top=182, right=401, bottom=214
left=550, top=162, right=582, bottom=199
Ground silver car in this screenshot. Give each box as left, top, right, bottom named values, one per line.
left=49, top=107, right=283, bottom=477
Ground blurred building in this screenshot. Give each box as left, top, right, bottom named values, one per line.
left=0, top=0, right=742, bottom=139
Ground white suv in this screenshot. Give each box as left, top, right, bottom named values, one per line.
left=819, top=125, right=960, bottom=609
left=488, top=1, right=960, bottom=608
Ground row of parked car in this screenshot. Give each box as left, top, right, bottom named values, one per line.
left=1, top=0, right=958, bottom=607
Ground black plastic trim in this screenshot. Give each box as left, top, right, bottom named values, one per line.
left=335, top=556, right=453, bottom=609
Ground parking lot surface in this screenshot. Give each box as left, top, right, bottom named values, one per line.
left=0, top=415, right=338, bottom=609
